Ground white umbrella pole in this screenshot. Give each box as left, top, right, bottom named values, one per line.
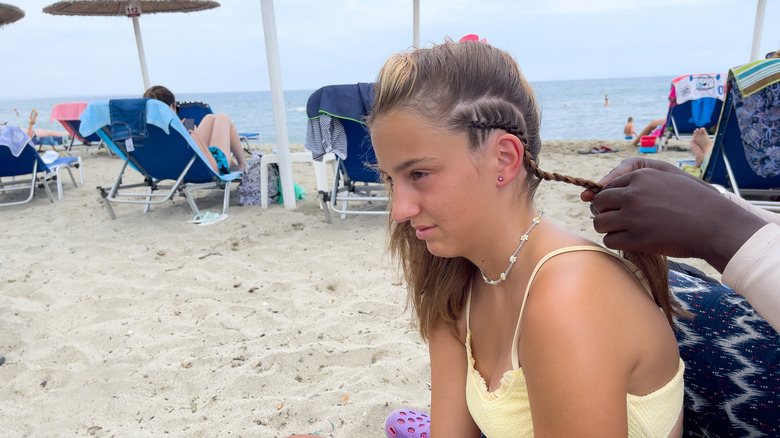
left=413, top=0, right=420, bottom=49
left=260, top=0, right=295, bottom=209
left=750, top=0, right=767, bottom=62
left=132, top=16, right=151, bottom=90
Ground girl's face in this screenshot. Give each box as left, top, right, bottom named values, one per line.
left=372, top=112, right=494, bottom=258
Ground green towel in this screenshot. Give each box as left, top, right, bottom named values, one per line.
left=277, top=181, right=306, bottom=204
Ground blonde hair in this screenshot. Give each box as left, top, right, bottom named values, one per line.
left=369, top=40, right=683, bottom=341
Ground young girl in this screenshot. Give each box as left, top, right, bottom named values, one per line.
left=369, top=40, right=685, bottom=437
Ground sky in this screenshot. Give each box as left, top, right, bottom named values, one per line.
left=1, top=0, right=778, bottom=100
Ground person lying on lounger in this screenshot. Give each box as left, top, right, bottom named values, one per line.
left=143, top=85, right=247, bottom=174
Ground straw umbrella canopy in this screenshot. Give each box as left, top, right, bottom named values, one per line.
left=43, top=0, right=220, bottom=90
left=0, top=3, right=24, bottom=27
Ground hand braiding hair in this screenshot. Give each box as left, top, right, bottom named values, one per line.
left=468, top=120, right=604, bottom=193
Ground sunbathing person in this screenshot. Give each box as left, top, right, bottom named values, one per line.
left=0, top=110, right=70, bottom=142
left=630, top=118, right=666, bottom=146
left=142, top=86, right=247, bottom=174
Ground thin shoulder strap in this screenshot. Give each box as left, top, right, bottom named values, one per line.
left=509, top=245, right=649, bottom=369
left=466, top=280, right=473, bottom=332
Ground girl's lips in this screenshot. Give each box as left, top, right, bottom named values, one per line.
left=415, top=226, right=434, bottom=239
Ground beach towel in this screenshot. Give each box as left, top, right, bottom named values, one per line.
left=0, top=125, right=34, bottom=157
left=305, top=115, right=347, bottom=161
left=305, top=83, right=374, bottom=161
left=731, top=58, right=780, bottom=98
left=670, top=74, right=726, bottom=129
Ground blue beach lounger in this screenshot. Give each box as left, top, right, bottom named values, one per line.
left=702, top=58, right=780, bottom=212
left=0, top=125, right=82, bottom=206
left=79, top=98, right=243, bottom=219
left=664, top=73, right=726, bottom=145
left=304, top=83, right=388, bottom=223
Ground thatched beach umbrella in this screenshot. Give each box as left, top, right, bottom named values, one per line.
left=43, top=0, right=220, bottom=90
left=0, top=3, right=24, bottom=27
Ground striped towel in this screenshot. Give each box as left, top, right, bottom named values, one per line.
left=730, top=58, right=780, bottom=97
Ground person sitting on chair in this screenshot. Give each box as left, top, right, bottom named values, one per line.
left=143, top=85, right=247, bottom=174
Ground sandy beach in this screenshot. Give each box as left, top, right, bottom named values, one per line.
left=0, top=139, right=715, bottom=437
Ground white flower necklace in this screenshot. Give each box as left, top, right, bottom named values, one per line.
left=479, top=211, right=543, bottom=285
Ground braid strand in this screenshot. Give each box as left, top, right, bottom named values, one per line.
left=468, top=120, right=605, bottom=193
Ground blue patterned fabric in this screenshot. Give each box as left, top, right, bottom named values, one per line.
left=670, top=269, right=779, bottom=437
left=732, top=78, right=780, bottom=178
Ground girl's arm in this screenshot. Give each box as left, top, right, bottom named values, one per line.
left=428, top=325, right=482, bottom=438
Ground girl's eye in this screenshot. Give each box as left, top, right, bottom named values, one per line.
left=410, top=171, right=426, bottom=181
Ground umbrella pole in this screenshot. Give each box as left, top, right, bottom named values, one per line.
left=260, top=0, right=296, bottom=209
left=413, top=0, right=420, bottom=49
left=750, top=0, right=766, bottom=62
left=132, top=16, right=151, bottom=91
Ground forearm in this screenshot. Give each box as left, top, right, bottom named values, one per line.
left=724, top=191, right=780, bottom=225
left=698, top=202, right=768, bottom=273
left=722, top=224, right=780, bottom=333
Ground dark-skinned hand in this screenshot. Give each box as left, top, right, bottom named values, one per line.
left=580, top=157, right=768, bottom=273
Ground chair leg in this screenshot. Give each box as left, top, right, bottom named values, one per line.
left=39, top=174, right=55, bottom=203
left=221, top=180, right=231, bottom=215
left=261, top=155, right=270, bottom=208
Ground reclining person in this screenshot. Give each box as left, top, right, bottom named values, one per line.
left=143, top=86, right=247, bottom=174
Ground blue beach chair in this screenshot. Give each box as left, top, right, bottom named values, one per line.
left=176, top=101, right=261, bottom=149
left=0, top=125, right=82, bottom=206
left=305, top=83, right=388, bottom=223
left=79, top=98, right=243, bottom=219
left=663, top=73, right=726, bottom=145
left=702, top=58, right=780, bottom=212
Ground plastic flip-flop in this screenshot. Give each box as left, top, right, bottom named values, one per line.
left=187, top=211, right=227, bottom=225
left=187, top=212, right=210, bottom=224
left=385, top=409, right=430, bottom=438
left=578, top=147, right=601, bottom=154
left=198, top=212, right=228, bottom=226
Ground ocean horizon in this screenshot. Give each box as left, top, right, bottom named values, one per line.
left=1, top=76, right=676, bottom=143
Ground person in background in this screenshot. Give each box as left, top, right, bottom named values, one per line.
left=143, top=86, right=247, bottom=174
left=604, top=93, right=609, bottom=106
left=623, top=116, right=637, bottom=140
left=630, top=118, right=667, bottom=146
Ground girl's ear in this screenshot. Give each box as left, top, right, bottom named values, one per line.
left=495, top=133, right=525, bottom=185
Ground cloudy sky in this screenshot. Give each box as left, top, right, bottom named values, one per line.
left=1, top=0, right=777, bottom=99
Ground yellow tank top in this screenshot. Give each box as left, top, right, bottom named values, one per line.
left=465, top=246, right=684, bottom=437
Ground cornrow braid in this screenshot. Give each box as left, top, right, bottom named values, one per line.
left=468, top=120, right=604, bottom=193
left=468, top=119, right=688, bottom=328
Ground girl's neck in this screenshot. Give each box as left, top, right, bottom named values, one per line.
left=469, top=209, right=543, bottom=288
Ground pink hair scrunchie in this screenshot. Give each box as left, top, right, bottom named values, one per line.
left=459, top=34, right=487, bottom=43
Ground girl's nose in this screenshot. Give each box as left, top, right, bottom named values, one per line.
left=390, top=185, right=420, bottom=223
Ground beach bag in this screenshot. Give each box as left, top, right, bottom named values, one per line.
left=237, top=152, right=280, bottom=205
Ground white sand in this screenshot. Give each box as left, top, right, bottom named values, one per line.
left=0, top=139, right=715, bottom=437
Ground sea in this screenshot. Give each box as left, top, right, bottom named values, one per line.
left=0, top=76, right=672, bottom=143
